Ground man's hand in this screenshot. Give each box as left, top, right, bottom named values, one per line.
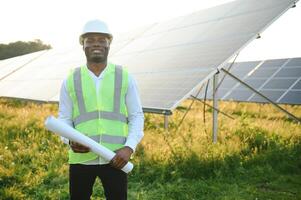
left=70, top=141, right=90, bottom=153
left=110, top=146, right=133, bottom=169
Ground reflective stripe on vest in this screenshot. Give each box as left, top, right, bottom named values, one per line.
left=73, top=110, right=127, bottom=126
left=67, top=64, right=129, bottom=164
left=72, top=65, right=127, bottom=126
left=89, top=135, right=127, bottom=144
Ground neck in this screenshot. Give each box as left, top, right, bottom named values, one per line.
left=87, top=62, right=107, bottom=76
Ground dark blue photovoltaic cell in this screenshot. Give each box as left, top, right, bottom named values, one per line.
left=249, top=68, right=279, bottom=78
left=229, top=61, right=261, bottom=72
left=274, top=67, right=301, bottom=78
left=292, top=79, right=301, bottom=90
left=285, top=58, right=301, bottom=67
left=237, top=78, right=266, bottom=89
left=250, top=90, right=285, bottom=102
left=230, top=70, right=251, bottom=78
left=216, top=89, right=231, bottom=99
left=259, top=59, right=288, bottom=68
left=226, top=90, right=253, bottom=101
left=263, top=79, right=297, bottom=89
left=197, top=88, right=230, bottom=100
left=279, top=91, right=301, bottom=104
left=218, top=78, right=237, bottom=88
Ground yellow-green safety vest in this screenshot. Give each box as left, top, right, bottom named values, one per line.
left=66, top=63, right=129, bottom=164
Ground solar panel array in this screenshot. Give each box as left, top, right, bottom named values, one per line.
left=196, top=57, right=301, bottom=105
left=0, top=0, right=298, bottom=112
left=0, top=48, right=85, bottom=102
left=0, top=50, right=47, bottom=80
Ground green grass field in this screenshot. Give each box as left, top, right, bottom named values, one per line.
left=0, top=98, right=300, bottom=200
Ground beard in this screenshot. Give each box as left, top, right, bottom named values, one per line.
left=85, top=47, right=109, bottom=63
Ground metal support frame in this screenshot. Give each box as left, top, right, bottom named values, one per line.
left=212, top=73, right=219, bottom=143
left=164, top=115, right=169, bottom=129
left=221, top=68, right=301, bottom=124
left=190, top=95, right=234, bottom=120
left=142, top=108, right=172, bottom=115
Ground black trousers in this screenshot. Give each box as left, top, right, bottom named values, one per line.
left=69, top=164, right=127, bottom=200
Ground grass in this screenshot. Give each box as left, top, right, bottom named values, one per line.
left=0, top=98, right=300, bottom=199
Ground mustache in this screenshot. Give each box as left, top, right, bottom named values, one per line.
left=85, top=47, right=109, bottom=63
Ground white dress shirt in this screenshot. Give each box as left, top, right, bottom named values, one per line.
left=58, top=64, right=144, bottom=165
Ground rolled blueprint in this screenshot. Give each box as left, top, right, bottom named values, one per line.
left=44, top=116, right=133, bottom=173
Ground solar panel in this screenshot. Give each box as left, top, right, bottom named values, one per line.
left=285, top=57, right=301, bottom=67
left=274, top=67, right=301, bottom=78
left=227, top=90, right=254, bottom=101
left=230, top=61, right=261, bottom=72
left=237, top=78, right=267, bottom=89
left=250, top=90, right=286, bottom=102
left=0, top=48, right=85, bottom=101
left=263, top=79, right=297, bottom=89
left=292, top=79, right=301, bottom=89
left=250, top=68, right=280, bottom=78
left=259, top=59, right=288, bottom=68
left=196, top=57, right=301, bottom=105
left=0, top=0, right=298, bottom=112
left=0, top=50, right=46, bottom=80
left=109, top=24, right=155, bottom=56
left=110, top=0, right=297, bottom=110
left=196, top=61, right=262, bottom=99
left=279, top=91, right=301, bottom=104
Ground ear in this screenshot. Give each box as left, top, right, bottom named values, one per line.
left=82, top=41, right=87, bottom=51
left=106, top=38, right=112, bottom=45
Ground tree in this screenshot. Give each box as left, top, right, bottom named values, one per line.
left=0, top=39, right=51, bottom=60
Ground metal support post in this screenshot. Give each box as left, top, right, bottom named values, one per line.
left=212, top=73, right=219, bottom=143
left=164, top=115, right=169, bottom=129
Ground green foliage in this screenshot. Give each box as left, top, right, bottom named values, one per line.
left=0, top=39, right=51, bottom=60
left=0, top=98, right=300, bottom=199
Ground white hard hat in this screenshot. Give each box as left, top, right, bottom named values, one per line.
left=79, top=19, right=113, bottom=45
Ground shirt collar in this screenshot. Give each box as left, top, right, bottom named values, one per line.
left=85, top=63, right=109, bottom=79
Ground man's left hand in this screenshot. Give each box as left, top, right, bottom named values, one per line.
left=110, top=146, right=133, bottom=169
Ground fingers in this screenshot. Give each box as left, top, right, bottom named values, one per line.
left=70, top=141, right=90, bottom=153
left=110, top=147, right=133, bottom=169
left=110, top=154, right=128, bottom=169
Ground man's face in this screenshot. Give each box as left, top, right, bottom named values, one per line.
left=83, top=33, right=110, bottom=63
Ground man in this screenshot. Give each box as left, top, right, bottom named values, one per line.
left=58, top=19, right=144, bottom=200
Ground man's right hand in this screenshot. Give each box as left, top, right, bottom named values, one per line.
left=70, top=141, right=90, bottom=153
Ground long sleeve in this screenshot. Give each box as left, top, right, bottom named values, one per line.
left=58, top=79, right=74, bottom=145
left=124, top=74, right=144, bottom=152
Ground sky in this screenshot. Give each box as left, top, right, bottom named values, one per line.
left=1, top=0, right=300, bottom=61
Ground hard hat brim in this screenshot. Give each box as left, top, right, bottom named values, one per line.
left=79, top=32, right=113, bottom=45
